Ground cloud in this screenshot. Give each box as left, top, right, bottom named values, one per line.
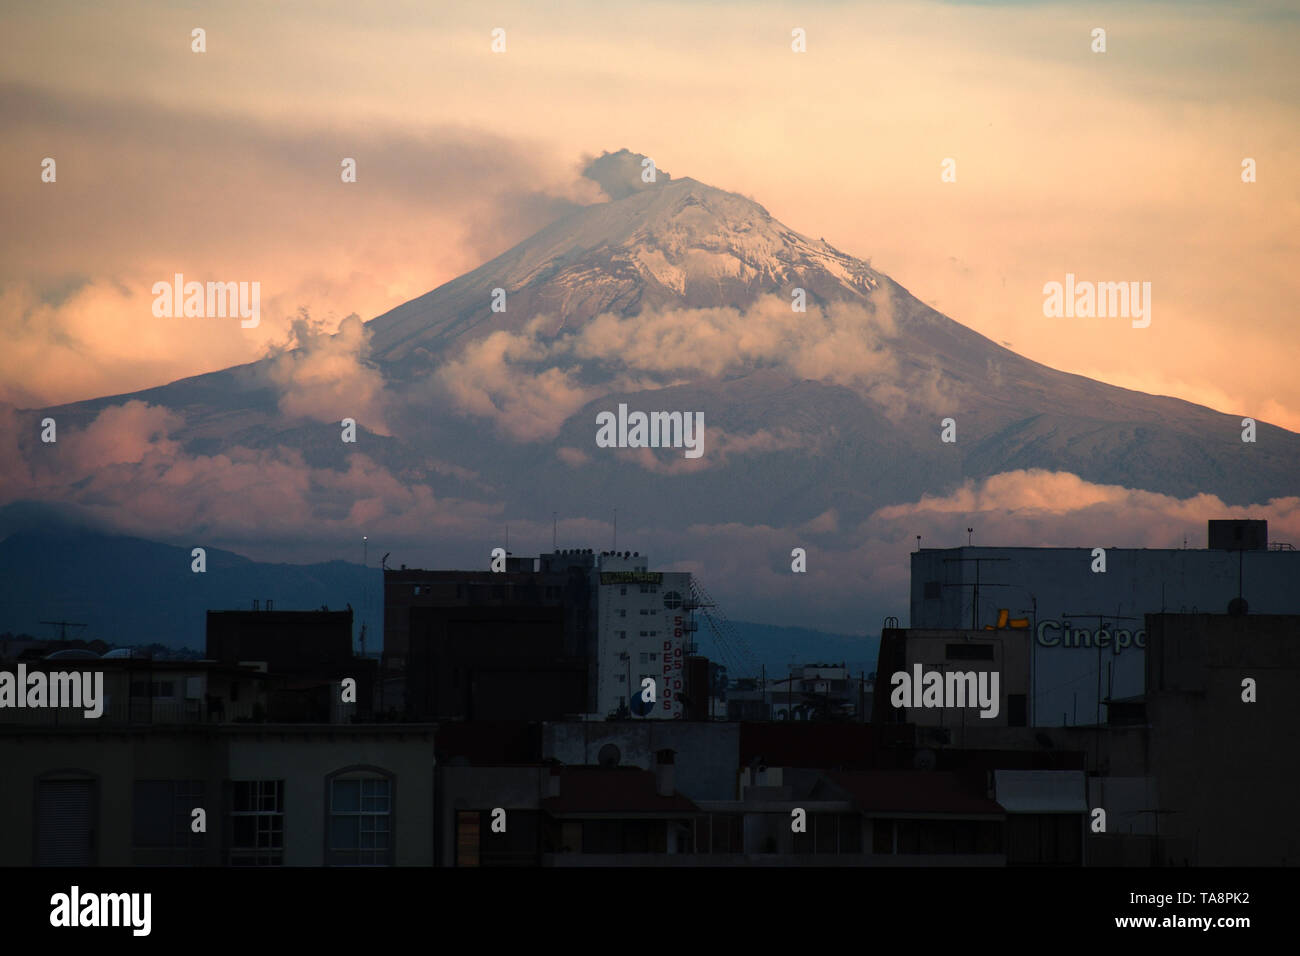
left=584, top=470, right=1300, bottom=634
left=556, top=446, right=591, bottom=467
left=870, top=469, right=1300, bottom=551
left=265, top=310, right=391, bottom=435
left=0, top=400, right=502, bottom=558
left=431, top=290, right=916, bottom=440
left=582, top=149, right=672, bottom=201
left=432, top=324, right=601, bottom=441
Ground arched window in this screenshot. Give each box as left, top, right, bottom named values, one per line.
left=325, top=766, right=394, bottom=866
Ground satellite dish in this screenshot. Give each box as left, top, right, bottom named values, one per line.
left=1228, top=597, right=1248, bottom=616
left=597, top=743, right=621, bottom=767
left=912, top=748, right=937, bottom=771
left=630, top=692, right=654, bottom=717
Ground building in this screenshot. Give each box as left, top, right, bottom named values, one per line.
left=206, top=607, right=376, bottom=721
left=874, top=628, right=1030, bottom=734
left=594, top=552, right=696, bottom=719
left=910, top=518, right=1300, bottom=725
left=383, top=551, right=599, bottom=716
left=1141, top=612, right=1300, bottom=865
left=386, top=549, right=697, bottom=721
left=0, top=724, right=436, bottom=866
left=727, top=663, right=874, bottom=722
left=0, top=657, right=271, bottom=726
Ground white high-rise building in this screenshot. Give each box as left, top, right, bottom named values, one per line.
left=594, top=552, right=695, bottom=719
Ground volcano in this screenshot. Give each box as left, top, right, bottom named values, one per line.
left=9, top=149, right=1298, bottom=632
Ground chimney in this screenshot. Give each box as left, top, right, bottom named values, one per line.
left=654, top=749, right=676, bottom=798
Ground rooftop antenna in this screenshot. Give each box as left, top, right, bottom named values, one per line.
left=41, top=620, right=87, bottom=642
left=553, top=512, right=557, bottom=550
left=613, top=508, right=617, bottom=550
left=967, top=527, right=974, bottom=546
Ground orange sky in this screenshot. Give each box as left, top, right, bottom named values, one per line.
left=3, top=0, right=1299, bottom=429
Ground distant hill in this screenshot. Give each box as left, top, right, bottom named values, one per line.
left=0, top=514, right=872, bottom=675
left=0, top=520, right=381, bottom=652
left=709, top=620, right=880, bottom=680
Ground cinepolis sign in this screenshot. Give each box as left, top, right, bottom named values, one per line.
left=1036, top=620, right=1146, bottom=653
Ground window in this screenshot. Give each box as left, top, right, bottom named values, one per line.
left=619, top=586, right=627, bottom=596
left=639, top=652, right=648, bottom=664
left=328, top=771, right=393, bottom=866
left=456, top=810, right=480, bottom=866
left=616, top=674, right=625, bottom=683
left=413, top=585, right=421, bottom=595
left=894, top=819, right=1003, bottom=856
left=1007, top=814, right=1076, bottom=866
left=650, top=653, right=658, bottom=662
left=36, top=775, right=95, bottom=866
left=617, top=630, right=626, bottom=640
left=227, top=780, right=283, bottom=866
left=617, top=609, right=627, bottom=618
left=133, top=780, right=204, bottom=865
left=697, top=813, right=742, bottom=854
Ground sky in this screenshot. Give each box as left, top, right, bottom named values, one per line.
left=2, top=1, right=1299, bottom=636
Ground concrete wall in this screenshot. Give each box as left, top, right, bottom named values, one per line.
left=0, top=728, right=227, bottom=866
left=226, top=727, right=435, bottom=866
